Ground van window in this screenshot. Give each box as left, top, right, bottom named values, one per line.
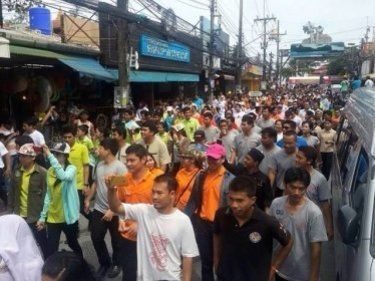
left=350, top=148, right=369, bottom=242
left=336, top=119, right=350, bottom=167
left=340, top=133, right=360, bottom=186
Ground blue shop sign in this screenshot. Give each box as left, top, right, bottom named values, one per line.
left=140, top=34, right=190, bottom=63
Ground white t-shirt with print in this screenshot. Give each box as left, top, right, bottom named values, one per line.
left=122, top=204, right=199, bottom=281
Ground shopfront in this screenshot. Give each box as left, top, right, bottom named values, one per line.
left=0, top=30, right=115, bottom=127
left=99, top=9, right=203, bottom=106
left=242, top=64, right=263, bottom=91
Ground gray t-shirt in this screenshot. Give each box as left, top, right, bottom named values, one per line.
left=256, top=144, right=282, bottom=175
left=221, top=131, right=238, bottom=160
left=234, top=132, right=261, bottom=163
left=269, top=150, right=296, bottom=190
left=198, top=125, right=220, bottom=144
left=253, top=125, right=262, bottom=134
left=94, top=160, right=127, bottom=214
left=270, top=196, right=328, bottom=281
left=307, top=169, right=332, bottom=205
left=256, top=117, right=275, bottom=129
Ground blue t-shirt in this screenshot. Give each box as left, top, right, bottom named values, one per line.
left=277, top=136, right=308, bottom=148
left=193, top=97, right=204, bottom=109
left=351, top=80, right=361, bottom=90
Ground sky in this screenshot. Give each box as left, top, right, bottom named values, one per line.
left=126, top=0, right=375, bottom=57
left=4, top=0, right=375, bottom=58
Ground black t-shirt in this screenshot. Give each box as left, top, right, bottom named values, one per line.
left=223, top=161, right=273, bottom=210
left=214, top=207, right=290, bottom=281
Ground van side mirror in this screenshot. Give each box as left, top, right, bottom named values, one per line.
left=337, top=205, right=359, bottom=244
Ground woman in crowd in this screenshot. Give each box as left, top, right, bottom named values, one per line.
left=301, top=121, right=320, bottom=149
left=146, top=153, right=164, bottom=177
left=275, top=119, right=284, bottom=142
left=175, top=148, right=203, bottom=211
left=37, top=143, right=82, bottom=258
left=169, top=124, right=190, bottom=175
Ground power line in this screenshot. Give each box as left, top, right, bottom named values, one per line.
left=174, top=0, right=209, bottom=10
left=187, top=0, right=209, bottom=6
left=217, top=4, right=237, bottom=32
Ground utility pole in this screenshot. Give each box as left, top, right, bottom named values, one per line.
left=117, top=0, right=130, bottom=106
left=254, top=15, right=276, bottom=82
left=235, top=0, right=243, bottom=92
left=268, top=52, right=273, bottom=81
left=208, top=0, right=216, bottom=104
left=365, top=26, right=371, bottom=44
left=272, top=20, right=286, bottom=86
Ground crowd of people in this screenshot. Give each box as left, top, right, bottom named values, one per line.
left=0, top=83, right=351, bottom=281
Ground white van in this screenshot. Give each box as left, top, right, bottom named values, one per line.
left=332, top=87, right=375, bottom=281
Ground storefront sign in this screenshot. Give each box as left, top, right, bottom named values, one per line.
left=140, top=34, right=190, bottom=63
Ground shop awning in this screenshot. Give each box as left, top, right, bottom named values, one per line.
left=110, top=69, right=200, bottom=83
left=10, top=45, right=114, bottom=81
left=58, top=57, right=114, bottom=81
left=10, top=45, right=66, bottom=59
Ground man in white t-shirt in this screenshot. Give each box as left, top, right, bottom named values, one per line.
left=106, top=174, right=199, bottom=281
left=364, top=76, right=374, bottom=88
left=22, top=116, right=45, bottom=147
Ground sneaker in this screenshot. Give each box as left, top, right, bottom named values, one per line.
left=107, top=265, right=121, bottom=278
left=97, top=265, right=109, bottom=277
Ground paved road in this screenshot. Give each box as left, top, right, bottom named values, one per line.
left=59, top=216, right=335, bottom=281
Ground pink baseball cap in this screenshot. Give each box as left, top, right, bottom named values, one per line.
left=206, top=143, right=226, bottom=160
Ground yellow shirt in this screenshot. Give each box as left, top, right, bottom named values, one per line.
left=156, top=132, right=171, bottom=146
left=68, top=142, right=89, bottom=190
left=20, top=166, right=35, bottom=217
left=77, top=136, right=96, bottom=167
left=77, top=136, right=94, bottom=151
left=46, top=168, right=65, bottom=223
left=182, top=118, right=200, bottom=141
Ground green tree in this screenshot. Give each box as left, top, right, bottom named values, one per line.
left=280, top=67, right=295, bottom=79
left=327, top=47, right=362, bottom=76
left=327, top=58, right=346, bottom=75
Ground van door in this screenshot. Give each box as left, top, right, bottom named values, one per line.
left=345, top=149, right=370, bottom=280
left=332, top=124, right=361, bottom=281
left=336, top=143, right=370, bottom=281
